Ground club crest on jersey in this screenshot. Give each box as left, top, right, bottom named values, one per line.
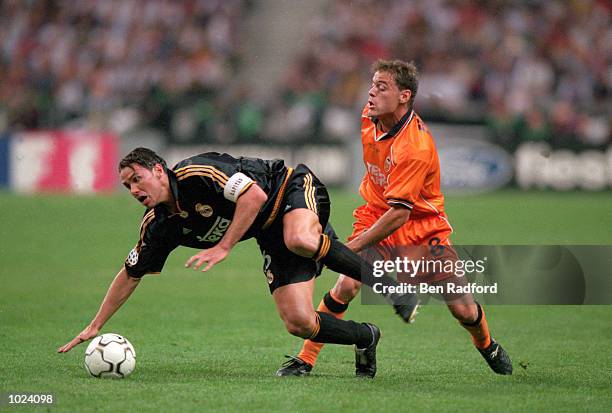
left=197, top=217, right=231, bottom=243
left=384, top=156, right=392, bottom=172
left=126, top=248, right=139, bottom=266
left=195, top=203, right=213, bottom=217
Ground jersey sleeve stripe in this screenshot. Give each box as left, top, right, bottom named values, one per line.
left=139, top=210, right=155, bottom=236
left=177, top=171, right=227, bottom=185
left=311, top=177, right=317, bottom=214
left=137, top=210, right=156, bottom=250
left=302, top=175, right=311, bottom=211
left=304, top=174, right=311, bottom=211
left=176, top=165, right=229, bottom=182
left=303, top=173, right=318, bottom=214
left=387, top=198, right=414, bottom=209
left=304, top=174, right=316, bottom=211
left=175, top=164, right=229, bottom=179
left=176, top=170, right=228, bottom=187
left=175, top=166, right=229, bottom=185
left=141, top=209, right=155, bottom=222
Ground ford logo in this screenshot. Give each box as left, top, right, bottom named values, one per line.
left=436, top=137, right=513, bottom=193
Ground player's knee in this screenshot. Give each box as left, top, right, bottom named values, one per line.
left=284, top=231, right=319, bottom=257
left=285, top=324, right=311, bottom=339
left=332, top=276, right=361, bottom=303
left=449, top=303, right=478, bottom=324
left=283, top=315, right=317, bottom=339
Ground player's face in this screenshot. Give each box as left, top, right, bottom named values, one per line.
left=367, top=71, right=409, bottom=118
left=120, top=163, right=167, bottom=208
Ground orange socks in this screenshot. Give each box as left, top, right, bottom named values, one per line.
left=298, top=291, right=348, bottom=366
left=460, top=302, right=491, bottom=350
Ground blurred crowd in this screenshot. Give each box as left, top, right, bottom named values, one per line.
left=277, top=0, right=610, bottom=149
left=0, top=0, right=247, bottom=139
left=0, top=0, right=609, bottom=149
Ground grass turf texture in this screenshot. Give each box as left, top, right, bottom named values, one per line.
left=0, top=190, right=611, bottom=412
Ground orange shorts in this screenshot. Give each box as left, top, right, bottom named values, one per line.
left=348, top=204, right=453, bottom=246
left=348, top=204, right=456, bottom=283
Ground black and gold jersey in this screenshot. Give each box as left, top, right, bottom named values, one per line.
left=124, top=152, right=291, bottom=278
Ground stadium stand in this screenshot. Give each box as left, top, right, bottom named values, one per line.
left=0, top=0, right=609, bottom=148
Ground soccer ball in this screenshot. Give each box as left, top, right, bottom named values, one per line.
left=84, top=333, right=136, bottom=378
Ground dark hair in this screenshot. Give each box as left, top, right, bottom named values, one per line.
left=118, top=147, right=167, bottom=172
left=372, top=59, right=419, bottom=110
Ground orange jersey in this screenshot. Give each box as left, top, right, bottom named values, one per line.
left=359, top=105, right=446, bottom=219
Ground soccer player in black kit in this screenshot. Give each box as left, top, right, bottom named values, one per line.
left=58, top=147, right=419, bottom=378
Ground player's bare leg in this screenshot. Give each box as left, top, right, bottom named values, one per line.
left=289, top=275, right=358, bottom=368
left=441, top=282, right=513, bottom=375
left=272, top=279, right=380, bottom=377
left=331, top=275, right=363, bottom=303
left=273, top=278, right=317, bottom=339
left=281, top=276, right=417, bottom=376
left=278, top=212, right=418, bottom=374
left=282, top=208, right=419, bottom=316
left=282, top=208, right=323, bottom=257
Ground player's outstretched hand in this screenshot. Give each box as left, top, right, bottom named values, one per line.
left=57, top=325, right=99, bottom=353
left=185, top=245, right=230, bottom=272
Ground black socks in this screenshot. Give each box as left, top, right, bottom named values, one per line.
left=309, top=311, right=373, bottom=348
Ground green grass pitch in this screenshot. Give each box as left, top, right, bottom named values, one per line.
left=1, top=190, right=611, bottom=412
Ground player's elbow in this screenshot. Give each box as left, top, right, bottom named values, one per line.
left=253, top=187, right=268, bottom=205
left=390, top=206, right=411, bottom=228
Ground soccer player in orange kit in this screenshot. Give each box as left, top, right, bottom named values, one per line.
left=277, top=59, right=512, bottom=377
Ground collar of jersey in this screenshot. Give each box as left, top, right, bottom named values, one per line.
left=372, top=109, right=414, bottom=141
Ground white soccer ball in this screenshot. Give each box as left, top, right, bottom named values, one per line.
left=84, top=333, right=136, bottom=378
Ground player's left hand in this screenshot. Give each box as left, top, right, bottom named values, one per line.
left=185, top=246, right=230, bottom=272
left=57, top=324, right=99, bottom=353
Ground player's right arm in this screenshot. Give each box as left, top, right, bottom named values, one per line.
left=57, top=268, right=141, bottom=353
left=346, top=205, right=411, bottom=252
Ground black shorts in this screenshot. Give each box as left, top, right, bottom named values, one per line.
left=256, top=164, right=336, bottom=293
